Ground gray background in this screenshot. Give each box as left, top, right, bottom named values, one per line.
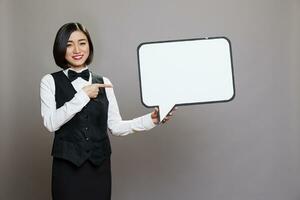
left=1, top=0, right=300, bottom=199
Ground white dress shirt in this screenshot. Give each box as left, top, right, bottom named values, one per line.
left=40, top=67, right=156, bottom=136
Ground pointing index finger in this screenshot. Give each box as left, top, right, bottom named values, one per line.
left=94, top=83, right=113, bottom=88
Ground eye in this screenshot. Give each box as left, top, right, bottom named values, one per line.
left=66, top=43, right=72, bottom=47
left=80, top=42, right=86, bottom=46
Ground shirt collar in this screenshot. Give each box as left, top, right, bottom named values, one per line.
left=62, top=66, right=91, bottom=83
left=64, top=66, right=89, bottom=74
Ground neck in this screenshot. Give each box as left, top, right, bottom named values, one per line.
left=68, top=65, right=87, bottom=72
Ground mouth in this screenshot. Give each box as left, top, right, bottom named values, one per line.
left=72, top=54, right=84, bottom=60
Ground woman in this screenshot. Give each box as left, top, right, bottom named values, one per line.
left=40, top=22, right=174, bottom=200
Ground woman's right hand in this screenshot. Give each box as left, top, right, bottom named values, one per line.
left=82, top=83, right=113, bottom=99
left=151, top=107, right=178, bottom=125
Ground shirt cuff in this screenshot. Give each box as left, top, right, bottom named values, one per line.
left=75, top=89, right=90, bottom=105
left=141, top=113, right=157, bottom=130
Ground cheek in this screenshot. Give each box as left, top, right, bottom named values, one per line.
left=65, top=48, right=72, bottom=57
left=84, top=46, right=90, bottom=54
left=84, top=47, right=90, bottom=58
left=84, top=43, right=90, bottom=53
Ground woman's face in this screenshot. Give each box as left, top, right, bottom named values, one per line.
left=65, top=30, right=90, bottom=69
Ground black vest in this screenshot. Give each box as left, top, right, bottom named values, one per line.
left=51, top=70, right=111, bottom=167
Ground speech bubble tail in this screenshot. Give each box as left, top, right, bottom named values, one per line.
left=159, top=104, right=174, bottom=123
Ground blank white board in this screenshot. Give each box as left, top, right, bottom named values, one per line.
left=137, top=37, right=235, bottom=122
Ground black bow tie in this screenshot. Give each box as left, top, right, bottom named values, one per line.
left=68, top=69, right=90, bottom=82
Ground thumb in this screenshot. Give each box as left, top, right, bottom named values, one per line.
left=153, top=107, right=159, bottom=117
left=155, top=107, right=159, bottom=114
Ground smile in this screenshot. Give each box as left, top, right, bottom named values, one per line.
left=72, top=54, right=84, bottom=60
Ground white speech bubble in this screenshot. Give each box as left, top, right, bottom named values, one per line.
left=137, top=37, right=235, bottom=122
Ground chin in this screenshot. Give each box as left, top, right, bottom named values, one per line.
left=70, top=61, right=86, bottom=67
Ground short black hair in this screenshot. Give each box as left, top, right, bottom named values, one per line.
left=53, top=22, right=94, bottom=69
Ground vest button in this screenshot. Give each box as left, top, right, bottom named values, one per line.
left=86, top=137, right=89, bottom=141
left=85, top=127, right=88, bottom=131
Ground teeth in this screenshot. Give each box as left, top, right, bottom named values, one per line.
left=73, top=55, right=83, bottom=59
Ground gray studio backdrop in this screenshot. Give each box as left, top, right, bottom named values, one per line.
left=1, top=0, right=300, bottom=199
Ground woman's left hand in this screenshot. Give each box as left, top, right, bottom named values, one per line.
left=151, top=107, right=177, bottom=125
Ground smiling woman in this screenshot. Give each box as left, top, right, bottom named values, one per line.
left=52, top=23, right=94, bottom=70
left=65, top=31, right=90, bottom=69
left=40, top=22, right=174, bottom=200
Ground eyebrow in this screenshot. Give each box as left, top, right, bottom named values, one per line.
left=67, top=39, right=88, bottom=43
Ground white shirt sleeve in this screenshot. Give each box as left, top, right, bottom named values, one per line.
left=104, top=77, right=156, bottom=136
left=40, top=74, right=90, bottom=132
left=40, top=71, right=156, bottom=135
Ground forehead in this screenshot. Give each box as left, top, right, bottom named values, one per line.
left=68, top=30, right=88, bottom=41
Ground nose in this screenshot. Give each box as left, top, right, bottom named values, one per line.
left=73, top=44, right=80, bottom=53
